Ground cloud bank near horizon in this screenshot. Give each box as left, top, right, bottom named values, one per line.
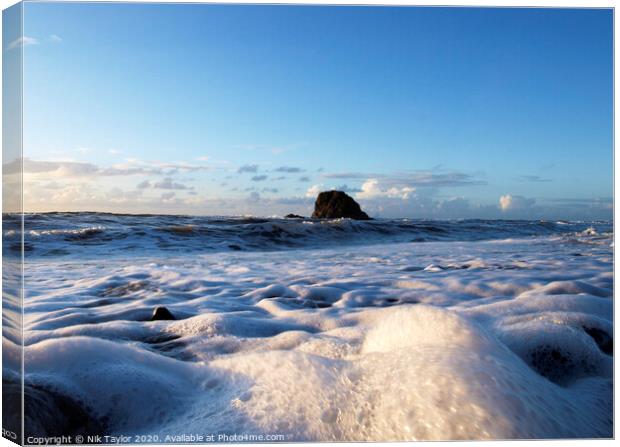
left=4, top=156, right=612, bottom=220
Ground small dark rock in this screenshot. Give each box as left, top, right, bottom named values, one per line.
left=228, top=244, right=242, bottom=251
left=151, top=306, right=176, bottom=321
left=311, top=190, right=370, bottom=220
left=284, top=214, right=305, bottom=219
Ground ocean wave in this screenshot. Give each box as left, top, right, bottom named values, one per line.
left=2, top=213, right=613, bottom=259
left=8, top=232, right=613, bottom=439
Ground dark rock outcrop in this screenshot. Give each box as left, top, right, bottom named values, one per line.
left=311, top=190, right=370, bottom=220
left=151, top=306, right=176, bottom=321
left=284, top=214, right=305, bottom=219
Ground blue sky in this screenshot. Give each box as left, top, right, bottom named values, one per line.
left=9, top=3, right=613, bottom=218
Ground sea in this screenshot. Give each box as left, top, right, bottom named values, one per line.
left=2, top=213, right=614, bottom=440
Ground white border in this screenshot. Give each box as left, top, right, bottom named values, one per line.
left=0, top=1, right=616, bottom=447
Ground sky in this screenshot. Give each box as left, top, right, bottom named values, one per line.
left=5, top=3, right=613, bottom=218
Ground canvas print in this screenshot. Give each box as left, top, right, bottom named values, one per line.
left=2, top=2, right=614, bottom=444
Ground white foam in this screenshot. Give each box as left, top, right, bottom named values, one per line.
left=11, top=231, right=613, bottom=440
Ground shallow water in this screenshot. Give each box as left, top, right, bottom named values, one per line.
left=3, top=214, right=614, bottom=440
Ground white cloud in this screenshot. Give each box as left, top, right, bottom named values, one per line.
left=137, top=178, right=193, bottom=190
left=149, top=160, right=212, bottom=173
left=499, top=194, right=535, bottom=211
left=17, top=174, right=612, bottom=220
left=7, top=36, right=39, bottom=50
left=14, top=159, right=100, bottom=177
left=49, top=34, right=62, bottom=43
left=356, top=179, right=381, bottom=198
left=499, top=195, right=512, bottom=211
left=4, top=157, right=212, bottom=179
left=356, top=178, right=415, bottom=200
left=305, top=184, right=322, bottom=198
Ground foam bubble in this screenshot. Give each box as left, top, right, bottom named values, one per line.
left=10, top=224, right=613, bottom=440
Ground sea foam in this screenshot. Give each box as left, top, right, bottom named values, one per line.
left=4, top=215, right=613, bottom=440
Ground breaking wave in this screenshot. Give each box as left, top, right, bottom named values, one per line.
left=2, top=212, right=612, bottom=259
